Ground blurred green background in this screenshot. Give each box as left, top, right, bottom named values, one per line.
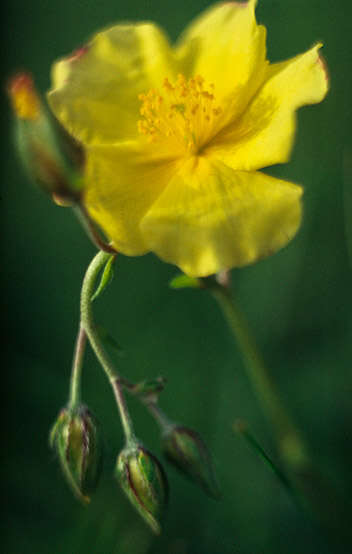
left=3, top=1, right=352, bottom=552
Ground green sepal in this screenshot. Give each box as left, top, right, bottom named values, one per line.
left=169, top=273, right=201, bottom=290
left=9, top=77, right=84, bottom=202
left=162, top=425, right=221, bottom=499
left=116, top=445, right=168, bottom=534
left=50, top=405, right=103, bottom=503
left=91, top=254, right=115, bottom=302
left=49, top=410, right=64, bottom=449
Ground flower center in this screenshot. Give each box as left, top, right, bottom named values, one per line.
left=138, top=74, right=222, bottom=155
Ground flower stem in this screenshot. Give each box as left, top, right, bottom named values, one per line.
left=80, top=250, right=136, bottom=445
left=73, top=204, right=117, bottom=254
left=111, top=378, right=138, bottom=445
left=211, top=284, right=308, bottom=469
left=210, top=281, right=351, bottom=543
left=68, top=324, right=87, bottom=409
left=143, top=399, right=175, bottom=434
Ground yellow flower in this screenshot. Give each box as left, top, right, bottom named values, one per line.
left=48, top=1, right=328, bottom=277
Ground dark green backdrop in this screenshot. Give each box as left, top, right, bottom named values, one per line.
left=3, top=1, right=352, bottom=553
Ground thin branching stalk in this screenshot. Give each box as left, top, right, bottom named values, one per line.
left=68, top=324, right=87, bottom=409
left=80, top=251, right=136, bottom=445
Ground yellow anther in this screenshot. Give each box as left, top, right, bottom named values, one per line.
left=202, top=91, right=214, bottom=100
left=138, top=74, right=222, bottom=153
left=177, top=74, right=186, bottom=85
left=163, top=77, right=173, bottom=91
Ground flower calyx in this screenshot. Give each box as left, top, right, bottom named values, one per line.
left=115, top=444, right=168, bottom=534
left=162, top=425, right=221, bottom=499
left=49, top=404, right=103, bottom=503
left=8, top=72, right=84, bottom=206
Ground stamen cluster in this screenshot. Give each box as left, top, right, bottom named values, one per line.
left=138, top=74, right=222, bottom=154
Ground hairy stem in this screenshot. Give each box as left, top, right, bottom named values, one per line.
left=143, top=400, right=175, bottom=433
left=80, top=250, right=136, bottom=445
left=68, top=324, right=87, bottom=409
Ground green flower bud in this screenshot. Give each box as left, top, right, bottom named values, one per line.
left=116, top=445, right=168, bottom=534
left=50, top=405, right=102, bottom=503
left=162, top=426, right=221, bottom=499
left=7, top=72, right=84, bottom=204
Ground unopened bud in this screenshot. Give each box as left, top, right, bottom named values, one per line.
left=162, top=426, right=220, bottom=499
left=7, top=72, right=83, bottom=203
left=116, top=445, right=168, bottom=534
left=8, top=73, right=40, bottom=120
left=50, top=405, right=102, bottom=503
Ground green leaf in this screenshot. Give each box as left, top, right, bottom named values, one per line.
left=91, top=254, right=115, bottom=301
left=169, top=273, right=201, bottom=290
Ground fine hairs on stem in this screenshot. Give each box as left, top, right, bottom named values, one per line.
left=68, top=324, right=87, bottom=409
left=69, top=251, right=171, bottom=446
left=79, top=250, right=136, bottom=445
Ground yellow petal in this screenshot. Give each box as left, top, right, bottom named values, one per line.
left=176, top=1, right=267, bottom=115
left=140, top=157, right=302, bottom=277
left=206, top=44, right=329, bottom=170
left=84, top=143, right=180, bottom=254
left=48, top=24, right=176, bottom=145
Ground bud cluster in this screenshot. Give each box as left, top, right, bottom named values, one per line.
left=8, top=69, right=221, bottom=538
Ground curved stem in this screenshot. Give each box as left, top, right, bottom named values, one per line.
left=80, top=251, right=136, bottom=445
left=68, top=324, right=87, bottom=409
left=73, top=204, right=117, bottom=254
left=143, top=400, right=175, bottom=434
